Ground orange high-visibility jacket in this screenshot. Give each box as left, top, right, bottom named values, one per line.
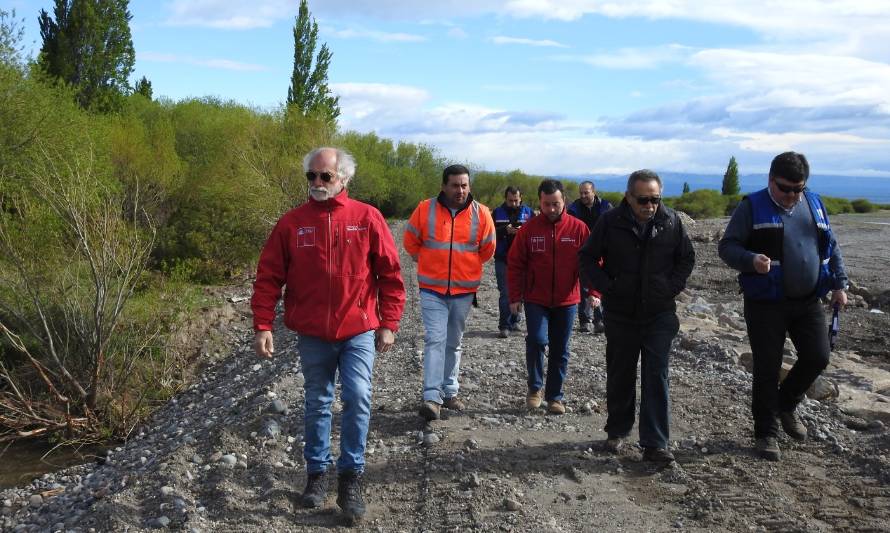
left=404, top=193, right=496, bottom=295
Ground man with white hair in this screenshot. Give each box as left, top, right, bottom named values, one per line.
left=251, top=147, right=405, bottom=524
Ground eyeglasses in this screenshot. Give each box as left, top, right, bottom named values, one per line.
left=773, top=180, right=806, bottom=194
left=306, top=171, right=335, bottom=182
left=632, top=195, right=661, bottom=206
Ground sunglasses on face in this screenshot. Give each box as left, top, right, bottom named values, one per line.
left=773, top=180, right=806, bottom=194
left=306, top=171, right=335, bottom=182
left=633, top=195, right=661, bottom=206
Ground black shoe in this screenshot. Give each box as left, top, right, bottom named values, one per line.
left=593, top=320, right=605, bottom=334
left=579, top=322, right=590, bottom=333
left=337, top=470, right=366, bottom=525
left=755, top=437, right=781, bottom=461
left=498, top=328, right=509, bottom=338
left=301, top=469, right=329, bottom=508
left=419, top=401, right=440, bottom=421
left=779, top=411, right=807, bottom=441
left=642, top=447, right=675, bottom=464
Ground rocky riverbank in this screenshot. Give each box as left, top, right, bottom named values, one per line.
left=2, top=212, right=889, bottom=532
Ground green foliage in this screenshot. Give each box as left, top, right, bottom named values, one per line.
left=472, top=169, right=545, bottom=209
left=38, top=0, right=135, bottom=112
left=0, top=8, right=26, bottom=68
left=667, top=189, right=727, bottom=219
left=682, top=182, right=690, bottom=194
left=287, top=0, right=339, bottom=124
left=851, top=198, right=877, bottom=213
left=598, top=191, right=624, bottom=207
left=134, top=75, right=152, bottom=100
left=820, top=196, right=853, bottom=215
left=722, top=156, right=740, bottom=195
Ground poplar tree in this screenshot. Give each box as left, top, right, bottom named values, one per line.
left=38, top=0, right=135, bottom=111
left=134, top=75, right=152, bottom=100
left=287, top=0, right=340, bottom=124
left=682, top=182, right=690, bottom=194
left=722, top=156, right=740, bottom=196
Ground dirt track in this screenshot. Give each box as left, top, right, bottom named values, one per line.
left=2, top=212, right=889, bottom=532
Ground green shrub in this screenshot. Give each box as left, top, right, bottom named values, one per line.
left=667, top=189, right=727, bottom=219
left=820, top=196, right=853, bottom=215
left=851, top=198, right=877, bottom=213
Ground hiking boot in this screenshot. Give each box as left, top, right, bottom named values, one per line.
left=336, top=470, right=366, bottom=525
left=779, top=411, right=807, bottom=441
left=442, top=396, right=465, bottom=411
left=593, top=320, right=605, bottom=334
left=578, top=322, right=590, bottom=333
left=605, top=436, right=626, bottom=453
left=498, top=328, right=509, bottom=339
left=301, top=469, right=329, bottom=508
left=547, top=400, right=566, bottom=415
left=755, top=437, right=781, bottom=461
left=526, top=388, right=543, bottom=409
left=642, top=447, right=676, bottom=464
left=419, top=401, right=440, bottom=421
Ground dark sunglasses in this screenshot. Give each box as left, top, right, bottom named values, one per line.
left=633, top=195, right=661, bottom=206
left=306, top=171, right=335, bottom=182
left=773, top=180, right=806, bottom=194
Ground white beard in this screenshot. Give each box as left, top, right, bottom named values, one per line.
left=310, top=188, right=330, bottom=201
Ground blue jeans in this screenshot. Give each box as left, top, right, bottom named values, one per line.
left=603, top=311, right=679, bottom=449
left=420, top=290, right=474, bottom=403
left=525, top=303, right=577, bottom=402
left=298, top=330, right=375, bottom=474
left=495, top=259, right=520, bottom=330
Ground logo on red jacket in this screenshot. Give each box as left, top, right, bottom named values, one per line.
left=297, top=226, right=316, bottom=247
left=531, top=236, right=546, bottom=252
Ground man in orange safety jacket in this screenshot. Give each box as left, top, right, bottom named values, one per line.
left=404, top=164, right=495, bottom=421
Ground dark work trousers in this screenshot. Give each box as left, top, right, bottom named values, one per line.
left=744, top=297, right=830, bottom=438
left=604, top=310, right=679, bottom=449
left=577, top=286, right=604, bottom=325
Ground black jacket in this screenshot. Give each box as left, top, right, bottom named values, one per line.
left=579, top=199, right=695, bottom=320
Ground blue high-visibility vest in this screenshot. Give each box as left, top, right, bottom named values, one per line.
left=738, top=188, right=835, bottom=301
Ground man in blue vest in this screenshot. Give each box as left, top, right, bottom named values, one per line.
left=492, top=186, right=534, bottom=338
left=718, top=151, right=848, bottom=462
left=568, top=180, right=612, bottom=333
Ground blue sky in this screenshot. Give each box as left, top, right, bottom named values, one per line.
left=6, top=0, right=890, bottom=179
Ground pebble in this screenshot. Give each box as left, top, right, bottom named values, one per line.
left=465, top=439, right=480, bottom=450
left=156, top=515, right=171, bottom=528
left=504, top=498, right=522, bottom=511
left=468, top=473, right=482, bottom=488
left=252, top=363, right=262, bottom=371
left=423, top=433, right=440, bottom=446
left=28, top=495, right=43, bottom=507
left=160, top=486, right=175, bottom=497
left=269, top=399, right=288, bottom=415
left=220, top=454, right=237, bottom=466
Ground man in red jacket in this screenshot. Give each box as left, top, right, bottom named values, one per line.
left=507, top=179, right=590, bottom=414
left=251, top=147, right=405, bottom=525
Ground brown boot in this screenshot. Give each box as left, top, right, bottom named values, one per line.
left=442, top=396, right=465, bottom=411
left=547, top=400, right=566, bottom=415
left=525, top=388, right=543, bottom=409
left=419, top=401, right=440, bottom=421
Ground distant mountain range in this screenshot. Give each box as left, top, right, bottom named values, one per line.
left=555, top=173, right=890, bottom=203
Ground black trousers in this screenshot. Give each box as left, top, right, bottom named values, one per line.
left=603, top=311, right=679, bottom=449
left=744, top=297, right=830, bottom=438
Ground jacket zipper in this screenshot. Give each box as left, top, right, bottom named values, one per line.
left=446, top=207, right=455, bottom=294
left=551, top=223, right=556, bottom=307
left=327, top=210, right=333, bottom=335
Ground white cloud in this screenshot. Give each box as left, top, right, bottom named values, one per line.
left=447, top=27, right=469, bottom=39
left=141, top=51, right=268, bottom=71
left=491, top=36, right=569, bottom=48
left=564, top=44, right=691, bottom=69
left=324, top=26, right=427, bottom=42
left=164, top=0, right=294, bottom=29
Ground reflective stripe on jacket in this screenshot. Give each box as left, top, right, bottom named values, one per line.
left=403, top=193, right=496, bottom=295
left=251, top=189, right=406, bottom=341
left=738, top=188, right=835, bottom=301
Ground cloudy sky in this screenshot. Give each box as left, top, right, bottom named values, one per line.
left=8, top=0, right=890, bottom=178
